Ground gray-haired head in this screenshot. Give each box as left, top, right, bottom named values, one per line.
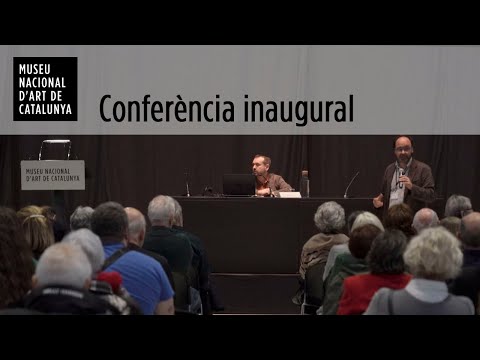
left=148, top=195, right=175, bottom=227
left=367, top=229, right=408, bottom=275
left=90, top=202, right=128, bottom=242
left=62, top=228, right=105, bottom=273
left=445, top=194, right=472, bottom=218
left=70, top=206, right=94, bottom=231
left=313, top=201, right=346, bottom=233
left=351, top=212, right=384, bottom=233
left=34, top=242, right=92, bottom=289
left=439, top=216, right=461, bottom=237
left=460, top=212, right=480, bottom=248
left=171, top=197, right=183, bottom=227
left=124, top=207, right=146, bottom=246
left=404, top=227, right=463, bottom=280
left=412, top=208, right=439, bottom=233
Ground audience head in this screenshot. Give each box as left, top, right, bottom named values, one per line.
left=0, top=206, right=22, bottom=234
left=0, top=207, right=35, bottom=309
left=412, top=208, right=439, bottom=233
left=171, top=198, right=183, bottom=227
left=124, top=207, right=147, bottom=246
left=439, top=216, right=461, bottom=237
left=148, top=195, right=175, bottom=227
left=384, top=203, right=415, bottom=238
left=459, top=212, right=480, bottom=248
left=16, top=205, right=42, bottom=223
left=21, top=213, right=55, bottom=259
left=445, top=194, right=473, bottom=218
left=403, top=227, right=462, bottom=281
left=91, top=202, right=128, bottom=242
left=33, top=242, right=92, bottom=289
left=313, top=201, right=345, bottom=234
left=367, top=229, right=408, bottom=275
left=70, top=206, right=94, bottom=230
left=347, top=210, right=364, bottom=235
left=348, top=224, right=382, bottom=259
left=41, top=206, right=56, bottom=222
left=62, top=228, right=105, bottom=274
left=351, top=211, right=384, bottom=233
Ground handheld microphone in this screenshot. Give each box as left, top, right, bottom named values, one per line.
left=184, top=169, right=191, bottom=197
left=344, top=171, right=360, bottom=199
left=398, top=168, right=404, bottom=189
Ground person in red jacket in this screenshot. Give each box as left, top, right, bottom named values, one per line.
left=337, top=229, right=412, bottom=315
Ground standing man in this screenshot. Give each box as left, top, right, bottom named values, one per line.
left=252, top=154, right=292, bottom=197
left=373, top=136, right=435, bottom=220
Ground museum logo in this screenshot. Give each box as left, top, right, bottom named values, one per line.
left=13, top=57, right=77, bottom=122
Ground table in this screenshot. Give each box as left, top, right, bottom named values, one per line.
left=176, top=197, right=445, bottom=274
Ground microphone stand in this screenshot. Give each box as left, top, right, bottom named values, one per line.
left=184, top=171, right=191, bottom=197
left=344, top=171, right=360, bottom=199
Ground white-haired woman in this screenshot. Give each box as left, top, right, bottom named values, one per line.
left=365, top=227, right=474, bottom=315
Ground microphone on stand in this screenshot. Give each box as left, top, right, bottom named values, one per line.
left=344, top=171, right=360, bottom=199
left=184, top=169, right=191, bottom=197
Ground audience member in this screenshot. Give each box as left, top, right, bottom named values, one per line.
left=63, top=228, right=141, bottom=314
left=412, top=208, right=439, bottom=234
left=439, top=216, right=461, bottom=237
left=337, top=230, right=411, bottom=315
left=91, top=201, right=174, bottom=315
left=0, top=207, right=35, bottom=309
left=170, top=198, right=224, bottom=313
left=124, top=207, right=174, bottom=289
left=293, top=202, right=348, bottom=306
left=70, top=206, right=94, bottom=230
left=384, top=203, right=416, bottom=239
left=24, top=242, right=117, bottom=314
left=322, top=224, right=383, bottom=315
left=445, top=194, right=473, bottom=218
left=18, top=205, right=55, bottom=260
left=365, top=227, right=474, bottom=315
left=144, top=195, right=193, bottom=274
left=323, top=211, right=383, bottom=281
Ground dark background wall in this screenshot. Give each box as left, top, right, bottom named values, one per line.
left=1, top=135, right=478, bottom=217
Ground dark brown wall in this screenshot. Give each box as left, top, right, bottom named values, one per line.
left=1, top=135, right=478, bottom=218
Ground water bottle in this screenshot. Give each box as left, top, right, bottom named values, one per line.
left=300, top=170, right=310, bottom=198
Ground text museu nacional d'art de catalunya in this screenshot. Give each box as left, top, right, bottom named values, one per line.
left=17, top=63, right=71, bottom=115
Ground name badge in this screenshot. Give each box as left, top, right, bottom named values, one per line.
left=390, top=190, right=400, bottom=200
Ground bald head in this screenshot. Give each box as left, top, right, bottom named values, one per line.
left=125, top=207, right=146, bottom=246
left=412, top=208, right=439, bottom=233
left=460, top=212, right=480, bottom=248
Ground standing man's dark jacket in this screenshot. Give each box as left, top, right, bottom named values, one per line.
left=380, top=159, right=435, bottom=220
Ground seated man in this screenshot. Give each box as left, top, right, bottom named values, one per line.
left=24, top=242, right=117, bottom=314
left=252, top=154, right=292, bottom=197
left=412, top=208, right=439, bottom=234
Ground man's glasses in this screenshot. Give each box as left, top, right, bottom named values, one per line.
left=395, top=146, right=412, bottom=153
